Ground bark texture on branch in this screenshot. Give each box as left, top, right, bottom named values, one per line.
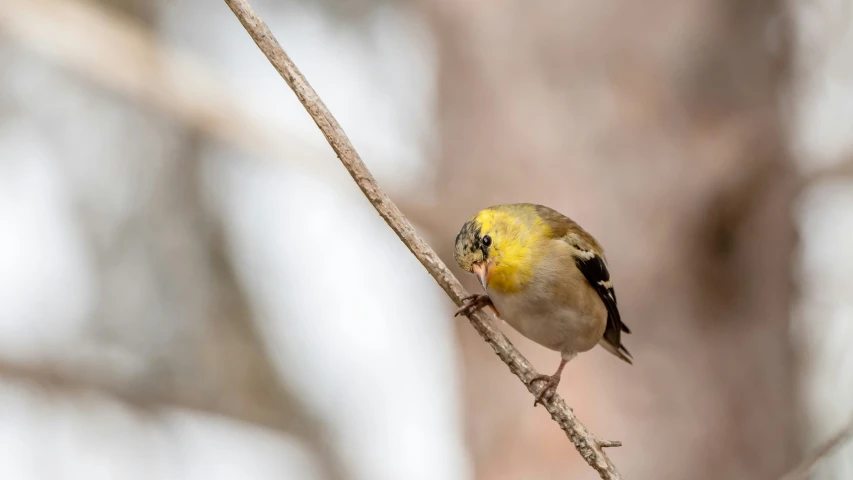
left=223, top=0, right=622, bottom=477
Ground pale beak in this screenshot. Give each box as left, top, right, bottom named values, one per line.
left=472, top=261, right=493, bottom=291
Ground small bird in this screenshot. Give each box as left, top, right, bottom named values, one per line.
left=453, top=203, right=632, bottom=406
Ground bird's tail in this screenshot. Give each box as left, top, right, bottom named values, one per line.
left=599, top=338, right=633, bottom=365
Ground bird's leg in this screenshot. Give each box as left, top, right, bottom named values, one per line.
left=529, top=356, right=571, bottom=407
left=454, top=294, right=498, bottom=317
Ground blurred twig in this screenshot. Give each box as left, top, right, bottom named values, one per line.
left=223, top=1, right=623, bottom=478
left=0, top=0, right=435, bottom=231
left=0, top=0, right=337, bottom=180
left=778, top=414, right=853, bottom=480
left=807, top=159, right=853, bottom=183
left=0, top=358, right=292, bottom=432
left=0, top=353, right=347, bottom=480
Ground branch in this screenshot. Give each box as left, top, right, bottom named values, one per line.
left=778, top=414, right=853, bottom=480
left=222, top=1, right=623, bottom=478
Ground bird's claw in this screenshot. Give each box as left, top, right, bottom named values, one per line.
left=529, top=374, right=560, bottom=407
left=454, top=294, right=492, bottom=317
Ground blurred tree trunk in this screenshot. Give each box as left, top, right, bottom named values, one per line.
left=416, top=0, right=798, bottom=478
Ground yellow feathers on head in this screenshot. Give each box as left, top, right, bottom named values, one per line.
left=453, top=204, right=551, bottom=293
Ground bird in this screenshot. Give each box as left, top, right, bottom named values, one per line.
left=453, top=203, right=632, bottom=406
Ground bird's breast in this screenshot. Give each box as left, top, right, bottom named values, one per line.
left=486, top=275, right=606, bottom=355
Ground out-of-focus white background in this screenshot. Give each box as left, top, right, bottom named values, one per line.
left=1, top=0, right=852, bottom=479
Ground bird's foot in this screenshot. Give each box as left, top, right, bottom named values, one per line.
left=454, top=294, right=494, bottom=317
left=529, top=373, right=561, bottom=407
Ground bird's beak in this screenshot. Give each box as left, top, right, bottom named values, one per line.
left=472, top=261, right=493, bottom=291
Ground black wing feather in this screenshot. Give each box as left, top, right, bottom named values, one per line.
left=574, top=254, right=633, bottom=364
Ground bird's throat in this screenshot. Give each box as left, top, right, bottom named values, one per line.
left=487, top=254, right=535, bottom=294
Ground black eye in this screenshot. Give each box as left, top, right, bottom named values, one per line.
left=481, top=235, right=492, bottom=247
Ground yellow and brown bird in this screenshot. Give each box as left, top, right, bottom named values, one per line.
left=453, top=203, right=632, bottom=405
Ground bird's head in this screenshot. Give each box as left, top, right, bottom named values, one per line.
left=453, top=205, right=549, bottom=294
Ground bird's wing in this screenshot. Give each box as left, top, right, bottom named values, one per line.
left=531, top=204, right=633, bottom=364
left=564, top=233, right=633, bottom=364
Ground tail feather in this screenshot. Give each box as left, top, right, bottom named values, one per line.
left=599, top=337, right=633, bottom=365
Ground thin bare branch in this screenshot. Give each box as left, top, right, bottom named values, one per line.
left=222, top=0, right=623, bottom=477
left=778, top=415, right=853, bottom=480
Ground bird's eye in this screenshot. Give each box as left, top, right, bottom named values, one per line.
left=481, top=235, right=492, bottom=247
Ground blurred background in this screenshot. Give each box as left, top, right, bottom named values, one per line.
left=1, top=0, right=852, bottom=479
